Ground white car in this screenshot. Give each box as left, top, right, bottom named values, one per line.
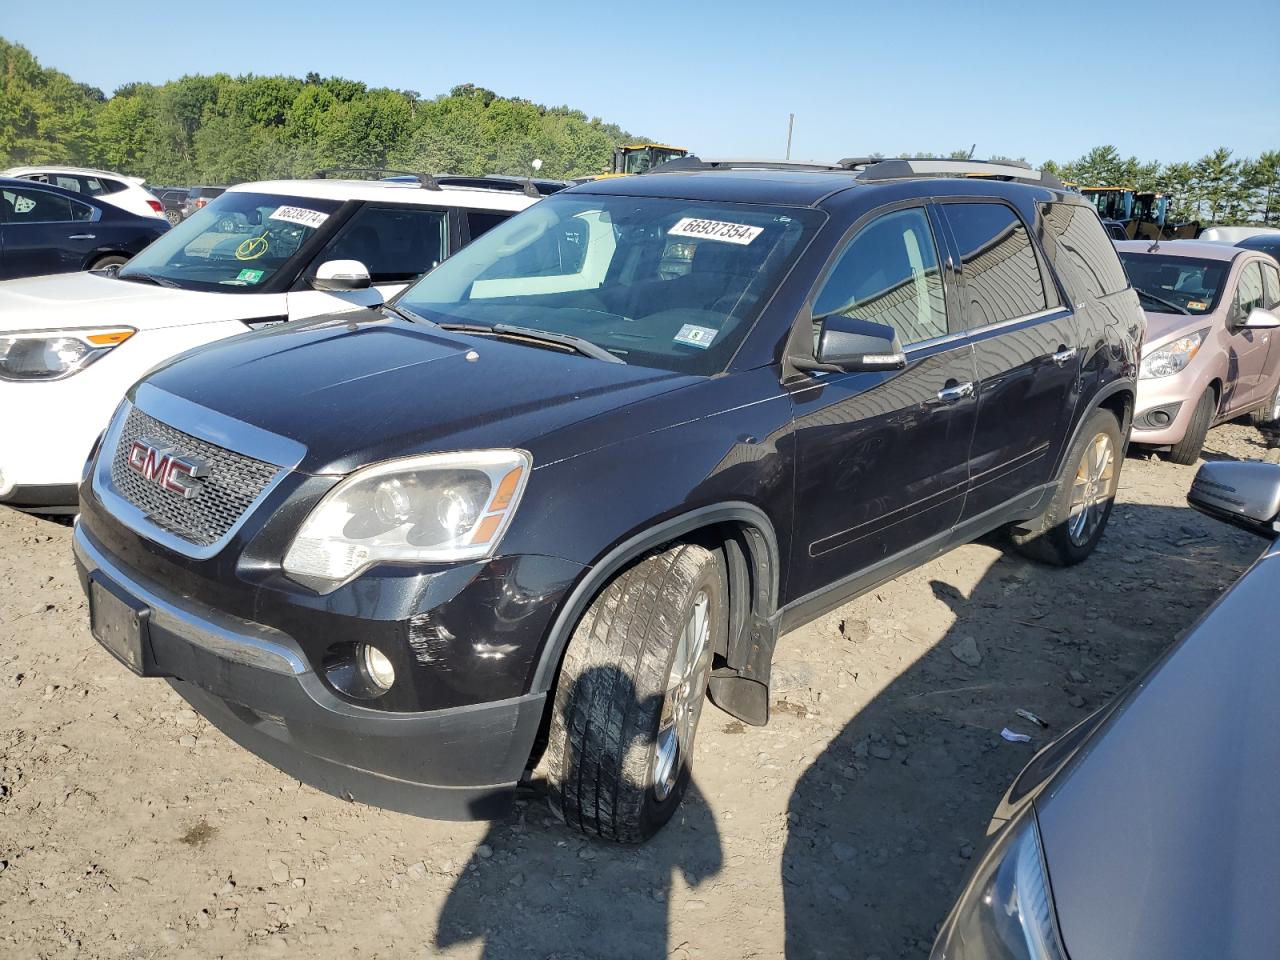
left=1, top=165, right=166, bottom=220
left=0, top=175, right=543, bottom=511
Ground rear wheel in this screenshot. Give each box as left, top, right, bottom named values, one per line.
left=1010, top=407, right=1122, bottom=566
left=88, top=254, right=128, bottom=272
left=1167, top=387, right=1215, bottom=465
left=544, top=543, right=726, bottom=843
left=1249, top=379, right=1280, bottom=428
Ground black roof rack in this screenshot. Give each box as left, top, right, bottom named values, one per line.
left=311, top=167, right=441, bottom=190
left=841, top=157, right=1063, bottom=189
left=646, top=156, right=846, bottom=175
left=429, top=174, right=571, bottom=197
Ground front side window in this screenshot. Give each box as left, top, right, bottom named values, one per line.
left=1, top=187, right=79, bottom=224
left=1236, top=261, right=1265, bottom=317
left=397, top=194, right=822, bottom=375
left=1262, top=262, right=1280, bottom=309
left=1117, top=253, right=1229, bottom=315
left=310, top=206, right=446, bottom=284
left=943, top=202, right=1048, bottom=327
left=118, top=192, right=340, bottom=292
left=812, top=207, right=948, bottom=346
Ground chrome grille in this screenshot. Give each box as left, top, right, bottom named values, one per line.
left=109, top=407, right=279, bottom=546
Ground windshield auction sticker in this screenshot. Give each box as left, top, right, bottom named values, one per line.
left=668, top=217, right=763, bottom=245
left=674, top=324, right=718, bottom=349
left=269, top=206, right=330, bottom=229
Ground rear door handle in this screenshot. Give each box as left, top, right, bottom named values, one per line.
left=935, top=381, right=975, bottom=403
left=68, top=233, right=96, bottom=240
left=1052, top=346, right=1077, bottom=365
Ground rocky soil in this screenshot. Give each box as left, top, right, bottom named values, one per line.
left=0, top=423, right=1270, bottom=959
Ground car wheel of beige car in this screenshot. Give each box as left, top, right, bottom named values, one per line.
left=1010, top=407, right=1123, bottom=566
left=1249, top=379, right=1280, bottom=428
left=545, top=543, right=726, bottom=843
left=1168, top=387, right=1215, bottom=465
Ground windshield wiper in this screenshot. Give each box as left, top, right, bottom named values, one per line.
left=435, top=321, right=625, bottom=364
left=1136, top=288, right=1190, bottom=315
left=117, top=271, right=180, bottom=289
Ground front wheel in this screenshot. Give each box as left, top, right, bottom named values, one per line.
left=544, top=543, right=726, bottom=843
left=1010, top=407, right=1123, bottom=566
left=1167, top=387, right=1215, bottom=465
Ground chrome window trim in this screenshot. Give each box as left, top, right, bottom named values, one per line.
left=92, top=394, right=301, bottom=560
left=906, top=306, right=1069, bottom=354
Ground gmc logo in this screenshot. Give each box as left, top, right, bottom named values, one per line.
left=126, top=438, right=208, bottom=499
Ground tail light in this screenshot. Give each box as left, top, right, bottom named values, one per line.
left=147, top=199, right=164, bottom=214
left=195, top=198, right=209, bottom=209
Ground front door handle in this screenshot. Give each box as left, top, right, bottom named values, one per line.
left=68, top=233, right=96, bottom=240
left=1052, top=346, right=1077, bottom=365
left=935, top=381, right=975, bottom=403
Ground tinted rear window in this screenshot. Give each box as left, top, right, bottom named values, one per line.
left=1039, top=202, right=1130, bottom=301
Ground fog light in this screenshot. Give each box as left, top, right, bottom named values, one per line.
left=1150, top=410, right=1171, bottom=426
left=360, top=644, right=396, bottom=691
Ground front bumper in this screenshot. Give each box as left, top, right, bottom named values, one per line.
left=1131, top=366, right=1210, bottom=446
left=73, top=522, right=547, bottom=819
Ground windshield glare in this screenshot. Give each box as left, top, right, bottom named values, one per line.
left=119, top=192, right=339, bottom=291
left=397, top=194, right=822, bottom=374
left=1118, top=253, right=1228, bottom=315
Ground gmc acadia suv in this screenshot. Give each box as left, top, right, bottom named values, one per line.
left=73, top=158, right=1142, bottom=842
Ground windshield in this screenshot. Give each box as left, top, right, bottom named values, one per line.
left=118, top=192, right=340, bottom=291
left=622, top=148, right=685, bottom=174
left=396, top=194, right=823, bottom=374
left=1118, top=253, right=1229, bottom=315
left=1084, top=190, right=1133, bottom=221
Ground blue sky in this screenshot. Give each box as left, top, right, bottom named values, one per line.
left=10, top=0, right=1278, bottom=165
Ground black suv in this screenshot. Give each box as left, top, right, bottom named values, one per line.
left=73, top=158, right=1142, bottom=842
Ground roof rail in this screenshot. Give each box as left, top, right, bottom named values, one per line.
left=842, top=157, right=1063, bottom=189
left=310, top=167, right=441, bottom=191
left=646, top=156, right=846, bottom=175
left=429, top=174, right=570, bottom=198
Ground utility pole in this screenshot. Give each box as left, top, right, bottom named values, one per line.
left=786, top=114, right=795, bottom=161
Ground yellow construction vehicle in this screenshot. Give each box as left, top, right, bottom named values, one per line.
left=605, top=144, right=690, bottom=177
left=1078, top=186, right=1199, bottom=240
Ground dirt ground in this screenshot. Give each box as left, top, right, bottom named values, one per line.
left=0, top=422, right=1271, bottom=960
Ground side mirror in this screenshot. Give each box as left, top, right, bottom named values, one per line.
left=1243, top=307, right=1280, bottom=330
left=311, top=259, right=372, bottom=292
left=1187, top=460, right=1280, bottom=539
left=800, top=314, right=906, bottom=373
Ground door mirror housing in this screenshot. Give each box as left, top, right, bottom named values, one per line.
left=311, top=259, right=373, bottom=292
left=1242, top=306, right=1280, bottom=330
left=798, top=314, right=907, bottom=373
left=1187, top=460, right=1280, bottom=539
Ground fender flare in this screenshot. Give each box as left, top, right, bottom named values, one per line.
left=528, top=501, right=782, bottom=702
left=1054, top=379, right=1135, bottom=482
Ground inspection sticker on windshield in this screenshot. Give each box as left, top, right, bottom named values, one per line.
left=269, top=205, right=329, bottom=229
left=674, top=324, right=718, bottom=349
left=236, top=268, right=265, bottom=284
left=668, top=217, right=763, bottom=245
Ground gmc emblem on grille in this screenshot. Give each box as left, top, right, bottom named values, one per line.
left=126, top=438, right=209, bottom=499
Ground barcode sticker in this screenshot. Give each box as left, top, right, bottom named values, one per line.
left=668, top=217, right=763, bottom=245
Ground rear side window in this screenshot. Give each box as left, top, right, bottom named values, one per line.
left=813, top=206, right=949, bottom=346
left=314, top=205, right=447, bottom=283
left=466, top=210, right=512, bottom=240
left=1263, top=262, right=1280, bottom=309
left=943, top=202, right=1048, bottom=327
left=98, top=178, right=128, bottom=195
left=1, top=186, right=91, bottom=223
left=1039, top=202, right=1130, bottom=301
left=1237, top=261, right=1265, bottom=315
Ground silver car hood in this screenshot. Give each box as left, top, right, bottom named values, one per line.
left=1036, top=542, right=1280, bottom=960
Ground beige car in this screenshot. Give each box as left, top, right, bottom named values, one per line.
left=1119, top=240, right=1280, bottom=463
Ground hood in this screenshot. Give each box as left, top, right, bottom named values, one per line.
left=1035, top=543, right=1280, bottom=960
left=138, top=312, right=699, bottom=473
left=1141, top=308, right=1217, bottom=352
left=0, top=272, right=277, bottom=333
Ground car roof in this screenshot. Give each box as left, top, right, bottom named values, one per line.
left=1114, top=239, right=1244, bottom=261
left=228, top=178, right=537, bottom=211
left=0, top=164, right=143, bottom=183
left=568, top=169, right=862, bottom=206
left=0, top=175, right=111, bottom=202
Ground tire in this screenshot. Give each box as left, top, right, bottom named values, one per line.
left=165, top=209, right=182, bottom=227
left=545, top=543, right=726, bottom=843
left=1167, top=387, right=1214, bottom=465
left=1249, top=378, right=1280, bottom=428
left=88, top=254, right=128, bottom=272
left=1010, top=407, right=1123, bottom=566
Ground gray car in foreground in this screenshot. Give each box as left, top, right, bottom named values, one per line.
left=931, top=458, right=1280, bottom=959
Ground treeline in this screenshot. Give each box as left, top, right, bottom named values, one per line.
left=0, top=38, right=640, bottom=183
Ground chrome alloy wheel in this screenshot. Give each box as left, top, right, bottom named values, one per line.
left=652, top=590, right=713, bottom=801
left=1068, top=433, right=1115, bottom=546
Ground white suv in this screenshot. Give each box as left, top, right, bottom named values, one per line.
left=1, top=165, right=166, bottom=220
left=0, top=175, right=542, bottom=511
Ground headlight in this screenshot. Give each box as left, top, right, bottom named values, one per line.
left=0, top=328, right=135, bottom=381
left=930, top=811, right=1067, bottom=960
left=282, top=449, right=531, bottom=587
left=1139, top=328, right=1208, bottom=379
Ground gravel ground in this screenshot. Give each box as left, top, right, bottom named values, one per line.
left=0, top=423, right=1271, bottom=960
